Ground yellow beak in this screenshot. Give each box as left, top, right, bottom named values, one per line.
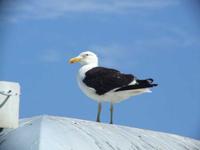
left=69, top=57, right=81, bottom=64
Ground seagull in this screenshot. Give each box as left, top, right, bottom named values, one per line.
left=69, top=51, right=157, bottom=124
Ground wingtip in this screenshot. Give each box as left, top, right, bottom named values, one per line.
left=147, top=78, right=154, bottom=83
left=147, top=79, right=158, bottom=87
left=153, top=84, right=158, bottom=87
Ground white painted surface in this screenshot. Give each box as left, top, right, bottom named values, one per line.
left=0, top=81, right=20, bottom=128
left=0, top=116, right=199, bottom=150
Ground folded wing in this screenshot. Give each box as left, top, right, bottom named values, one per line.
left=83, top=67, right=135, bottom=95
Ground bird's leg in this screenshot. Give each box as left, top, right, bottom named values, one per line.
left=0, top=128, right=3, bottom=133
left=96, top=102, right=102, bottom=122
left=110, top=103, right=114, bottom=124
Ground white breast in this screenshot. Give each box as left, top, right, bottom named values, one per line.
left=77, top=65, right=103, bottom=102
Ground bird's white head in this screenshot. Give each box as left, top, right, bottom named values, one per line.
left=69, top=51, right=98, bottom=66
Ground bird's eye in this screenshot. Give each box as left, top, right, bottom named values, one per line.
left=85, top=54, right=89, bottom=56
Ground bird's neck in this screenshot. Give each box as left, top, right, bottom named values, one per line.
left=79, top=63, right=98, bottom=78
left=81, top=63, right=98, bottom=71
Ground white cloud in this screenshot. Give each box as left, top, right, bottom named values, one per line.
left=89, top=44, right=140, bottom=68
left=89, top=28, right=200, bottom=67
left=39, top=50, right=62, bottom=63
left=1, top=0, right=180, bottom=21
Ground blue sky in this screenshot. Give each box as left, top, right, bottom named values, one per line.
left=0, top=0, right=200, bottom=139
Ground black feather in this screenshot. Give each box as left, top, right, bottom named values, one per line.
left=83, top=67, right=135, bottom=95
left=115, top=79, right=158, bottom=92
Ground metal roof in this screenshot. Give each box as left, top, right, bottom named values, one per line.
left=0, top=115, right=200, bottom=150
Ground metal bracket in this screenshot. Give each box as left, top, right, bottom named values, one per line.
left=0, top=90, right=16, bottom=96
left=0, top=90, right=12, bottom=109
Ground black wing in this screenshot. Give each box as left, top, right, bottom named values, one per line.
left=83, top=67, right=135, bottom=95
left=115, top=79, right=158, bottom=92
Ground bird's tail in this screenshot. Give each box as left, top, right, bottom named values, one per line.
left=136, top=78, right=158, bottom=88
left=115, top=78, right=158, bottom=92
